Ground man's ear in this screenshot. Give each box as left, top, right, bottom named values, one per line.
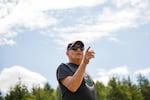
left=66, top=51, right=69, bottom=56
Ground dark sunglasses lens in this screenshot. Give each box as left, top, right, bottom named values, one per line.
left=71, top=46, right=78, bottom=50
left=81, top=47, right=84, bottom=51
left=71, top=46, right=84, bottom=51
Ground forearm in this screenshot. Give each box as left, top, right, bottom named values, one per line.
left=61, top=62, right=87, bottom=92
left=69, top=62, right=87, bottom=91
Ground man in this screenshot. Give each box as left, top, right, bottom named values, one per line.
left=56, top=40, right=98, bottom=100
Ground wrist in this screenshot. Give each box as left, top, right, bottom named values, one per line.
left=81, top=59, right=88, bottom=66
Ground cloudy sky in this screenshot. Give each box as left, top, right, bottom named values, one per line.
left=0, top=0, right=150, bottom=93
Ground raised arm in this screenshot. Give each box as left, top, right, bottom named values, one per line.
left=60, top=47, right=95, bottom=92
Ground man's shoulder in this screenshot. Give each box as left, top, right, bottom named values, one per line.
left=58, top=63, right=67, bottom=67
left=57, top=63, right=70, bottom=70
left=57, top=63, right=74, bottom=72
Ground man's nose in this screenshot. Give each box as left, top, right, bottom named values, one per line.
left=77, top=48, right=82, bottom=51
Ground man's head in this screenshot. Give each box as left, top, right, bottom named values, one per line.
left=66, top=40, right=85, bottom=65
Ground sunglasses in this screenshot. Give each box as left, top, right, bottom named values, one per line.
left=69, top=46, right=84, bottom=51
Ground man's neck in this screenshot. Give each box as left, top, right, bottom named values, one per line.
left=69, top=60, right=81, bottom=65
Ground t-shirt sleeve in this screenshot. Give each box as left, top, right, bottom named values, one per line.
left=56, top=63, right=73, bottom=82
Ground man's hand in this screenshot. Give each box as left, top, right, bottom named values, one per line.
left=82, top=46, right=95, bottom=64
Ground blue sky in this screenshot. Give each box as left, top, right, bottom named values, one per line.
left=0, top=0, right=150, bottom=93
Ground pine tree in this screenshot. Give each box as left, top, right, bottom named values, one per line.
left=0, top=91, right=4, bottom=100
left=5, top=78, right=29, bottom=100
left=55, top=86, right=61, bottom=100
left=137, top=74, right=150, bottom=100
left=96, top=81, right=107, bottom=100
left=107, top=77, right=127, bottom=100
left=121, top=77, right=144, bottom=100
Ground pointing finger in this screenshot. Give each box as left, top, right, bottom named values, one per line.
left=86, top=46, right=91, bottom=53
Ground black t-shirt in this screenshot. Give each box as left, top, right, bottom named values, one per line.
left=56, top=63, right=98, bottom=100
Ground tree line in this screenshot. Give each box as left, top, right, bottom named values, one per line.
left=0, top=74, right=150, bottom=100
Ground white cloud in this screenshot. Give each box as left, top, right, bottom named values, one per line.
left=44, top=0, right=150, bottom=45
left=94, top=65, right=129, bottom=85
left=0, top=31, right=17, bottom=46
left=0, top=66, right=47, bottom=93
left=135, top=67, right=150, bottom=76
left=98, top=8, right=139, bottom=29
left=95, top=66, right=150, bottom=85
left=109, top=66, right=129, bottom=75
left=0, top=0, right=105, bottom=46
left=0, top=0, right=58, bottom=46
left=0, top=37, right=16, bottom=46
left=0, top=0, right=150, bottom=46
left=48, top=27, right=111, bottom=46
left=107, top=37, right=120, bottom=42
left=23, top=0, right=106, bottom=11
left=113, top=0, right=150, bottom=9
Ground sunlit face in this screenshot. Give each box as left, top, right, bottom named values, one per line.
left=67, top=48, right=84, bottom=64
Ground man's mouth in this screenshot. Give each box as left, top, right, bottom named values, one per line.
left=76, top=53, right=82, bottom=55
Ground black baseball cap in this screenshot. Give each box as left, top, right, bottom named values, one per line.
left=67, top=40, right=84, bottom=51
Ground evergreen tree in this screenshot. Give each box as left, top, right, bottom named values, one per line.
left=30, top=84, right=47, bottom=100
left=107, top=77, right=127, bottom=100
left=43, top=82, right=55, bottom=100
left=121, top=77, right=144, bottom=100
left=96, top=81, right=107, bottom=100
left=106, top=77, right=143, bottom=100
left=137, top=74, right=150, bottom=100
left=29, top=83, right=55, bottom=100
left=55, top=86, right=61, bottom=100
left=1, top=75, right=150, bottom=100
left=5, top=78, right=29, bottom=100
left=0, top=91, right=4, bottom=100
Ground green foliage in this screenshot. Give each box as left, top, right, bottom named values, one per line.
left=96, top=81, right=108, bottom=100
left=137, top=74, right=150, bottom=100
left=107, top=77, right=127, bottom=100
left=119, top=77, right=144, bottom=100
left=0, top=91, right=4, bottom=100
left=5, top=79, right=29, bottom=100
left=54, top=86, right=61, bottom=100
left=28, top=82, right=55, bottom=100
left=0, top=75, right=150, bottom=100
left=106, top=76, right=144, bottom=100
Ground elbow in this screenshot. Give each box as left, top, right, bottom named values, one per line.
left=67, top=85, right=78, bottom=92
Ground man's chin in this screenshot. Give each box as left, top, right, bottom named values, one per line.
left=76, top=56, right=82, bottom=59
left=76, top=58, right=82, bottom=62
